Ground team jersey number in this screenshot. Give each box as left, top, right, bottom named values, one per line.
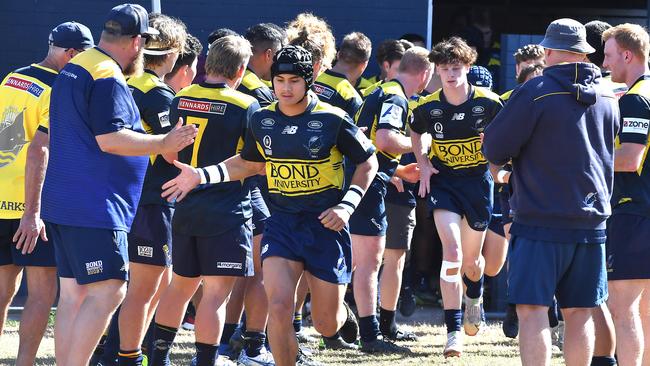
left=186, top=116, right=208, bottom=167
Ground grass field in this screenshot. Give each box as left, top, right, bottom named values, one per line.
left=0, top=307, right=566, bottom=366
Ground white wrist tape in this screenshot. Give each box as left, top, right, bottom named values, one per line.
left=199, top=162, right=230, bottom=184
left=197, top=168, right=207, bottom=184
left=497, top=170, right=509, bottom=183
left=338, top=185, right=365, bottom=215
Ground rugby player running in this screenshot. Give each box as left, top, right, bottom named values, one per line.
left=411, top=37, right=503, bottom=357
left=162, top=45, right=377, bottom=366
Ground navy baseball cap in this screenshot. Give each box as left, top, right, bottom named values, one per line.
left=103, top=4, right=159, bottom=37
left=49, top=22, right=94, bottom=50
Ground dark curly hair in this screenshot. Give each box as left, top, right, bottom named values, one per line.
left=513, top=44, right=544, bottom=64
left=429, top=37, right=477, bottom=66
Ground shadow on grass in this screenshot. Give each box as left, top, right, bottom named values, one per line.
left=317, top=347, right=436, bottom=364
left=7, top=357, right=57, bottom=366
left=0, top=358, right=25, bottom=365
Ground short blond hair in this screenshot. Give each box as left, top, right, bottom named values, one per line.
left=286, top=13, right=336, bottom=69
left=205, top=35, right=252, bottom=79
left=602, top=23, right=650, bottom=61
left=338, top=32, right=372, bottom=64
left=398, top=46, right=433, bottom=75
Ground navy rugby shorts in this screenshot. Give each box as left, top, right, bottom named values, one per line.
left=128, top=204, right=173, bottom=267
left=508, top=235, right=607, bottom=308
left=606, top=213, right=650, bottom=281
left=428, top=171, right=493, bottom=231
left=0, top=219, right=55, bottom=267
left=47, top=222, right=129, bottom=284
left=172, top=222, right=253, bottom=278
left=261, top=211, right=352, bottom=284
left=349, top=178, right=388, bottom=236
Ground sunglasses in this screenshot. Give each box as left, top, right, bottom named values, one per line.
left=131, top=34, right=152, bottom=41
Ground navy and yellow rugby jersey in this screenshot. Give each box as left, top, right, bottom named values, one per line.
left=127, top=70, right=177, bottom=207
left=411, top=86, right=503, bottom=177
left=355, top=75, right=378, bottom=94
left=361, top=80, right=383, bottom=99
left=240, top=96, right=375, bottom=214
left=0, top=64, right=57, bottom=219
left=42, top=48, right=148, bottom=231
left=354, top=80, right=410, bottom=182
left=500, top=89, right=513, bottom=103
left=312, top=69, right=363, bottom=117
left=383, top=95, right=420, bottom=207
left=170, top=82, right=259, bottom=236
left=612, top=75, right=650, bottom=216
left=236, top=70, right=276, bottom=191
left=237, top=69, right=275, bottom=108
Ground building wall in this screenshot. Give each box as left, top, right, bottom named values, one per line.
left=0, top=0, right=429, bottom=78
left=500, top=34, right=545, bottom=93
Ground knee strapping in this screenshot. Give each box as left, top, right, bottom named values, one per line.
left=440, top=260, right=462, bottom=283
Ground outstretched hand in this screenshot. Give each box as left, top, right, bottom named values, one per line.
left=161, top=160, right=201, bottom=202
left=398, top=163, right=421, bottom=183
left=162, top=118, right=198, bottom=153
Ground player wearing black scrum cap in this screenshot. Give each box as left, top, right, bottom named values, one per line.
left=162, top=45, right=378, bottom=366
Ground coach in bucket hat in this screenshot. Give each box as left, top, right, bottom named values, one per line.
left=484, top=14, right=618, bottom=366
left=540, top=18, right=595, bottom=54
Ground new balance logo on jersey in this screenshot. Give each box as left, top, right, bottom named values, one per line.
left=451, top=113, right=465, bottom=121
left=282, top=126, right=298, bottom=134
